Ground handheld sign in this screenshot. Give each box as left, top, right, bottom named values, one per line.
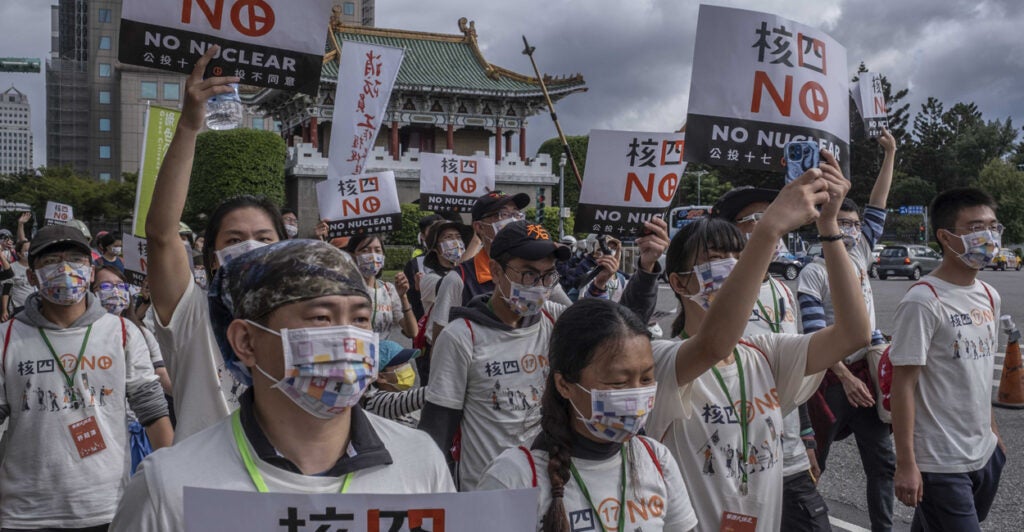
left=184, top=486, right=540, bottom=532
left=44, top=201, right=73, bottom=226
left=327, top=41, right=404, bottom=179
left=122, top=234, right=149, bottom=286
left=575, top=130, right=685, bottom=238
left=316, top=171, right=402, bottom=238
left=851, top=72, right=888, bottom=138
left=118, top=0, right=334, bottom=95
left=684, top=5, right=850, bottom=177
left=419, top=153, right=495, bottom=213
left=134, top=105, right=181, bottom=237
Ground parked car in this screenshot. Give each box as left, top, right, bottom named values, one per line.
left=987, top=249, right=1022, bottom=271
left=869, top=244, right=885, bottom=278
left=770, top=253, right=803, bottom=280
left=877, top=244, right=942, bottom=280
left=798, top=243, right=823, bottom=267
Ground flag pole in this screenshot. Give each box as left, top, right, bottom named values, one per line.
left=522, top=36, right=583, bottom=187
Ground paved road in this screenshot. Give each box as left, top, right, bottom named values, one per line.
left=649, top=269, right=1024, bottom=531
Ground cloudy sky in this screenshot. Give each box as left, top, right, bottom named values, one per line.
left=2, top=0, right=1022, bottom=169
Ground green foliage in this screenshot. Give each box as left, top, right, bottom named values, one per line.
left=675, top=169, right=733, bottom=207
left=523, top=207, right=573, bottom=239
left=977, top=158, right=1024, bottom=244
left=384, top=246, right=414, bottom=271
left=536, top=135, right=588, bottom=209
left=391, top=203, right=440, bottom=246
left=0, top=166, right=136, bottom=232
left=185, top=129, right=287, bottom=227
left=888, top=174, right=937, bottom=209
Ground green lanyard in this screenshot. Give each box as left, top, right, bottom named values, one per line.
left=370, top=280, right=379, bottom=331
left=231, top=410, right=354, bottom=493
left=38, top=325, right=92, bottom=391
left=569, top=445, right=627, bottom=532
left=754, top=280, right=782, bottom=333
left=710, top=349, right=750, bottom=495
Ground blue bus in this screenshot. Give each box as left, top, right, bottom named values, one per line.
left=668, top=205, right=713, bottom=240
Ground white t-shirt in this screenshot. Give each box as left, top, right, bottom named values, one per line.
left=426, top=301, right=564, bottom=490
left=889, top=276, right=1000, bottom=473
left=0, top=314, right=158, bottom=528
left=152, top=278, right=245, bottom=443
left=646, top=334, right=823, bottom=532
left=109, top=411, right=455, bottom=531
left=797, top=243, right=876, bottom=362
left=420, top=270, right=443, bottom=311
left=478, top=436, right=698, bottom=532
left=367, top=279, right=404, bottom=340
left=5, top=262, right=35, bottom=309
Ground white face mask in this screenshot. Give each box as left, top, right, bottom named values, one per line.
left=440, top=238, right=466, bottom=264
left=215, top=240, right=268, bottom=266
left=569, top=383, right=658, bottom=443
left=840, top=225, right=860, bottom=250
left=356, top=252, right=385, bottom=278
left=247, top=321, right=379, bottom=419
left=950, top=229, right=1000, bottom=270
left=498, top=272, right=552, bottom=317
left=36, top=262, right=93, bottom=306
left=97, top=284, right=130, bottom=315
left=490, top=212, right=524, bottom=238
left=112, top=246, right=123, bottom=256
left=193, top=268, right=208, bottom=289
left=284, top=224, right=299, bottom=238
left=687, top=257, right=738, bottom=310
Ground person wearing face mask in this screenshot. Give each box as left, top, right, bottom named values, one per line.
left=280, top=208, right=299, bottom=239
left=343, top=234, right=417, bottom=340
left=478, top=298, right=698, bottom=531
left=110, top=239, right=454, bottom=530
left=361, top=341, right=425, bottom=427
left=426, top=191, right=574, bottom=345
left=1, top=239, right=35, bottom=322
left=889, top=188, right=1006, bottom=531
left=403, top=213, right=444, bottom=323
left=797, top=130, right=897, bottom=532
left=97, top=231, right=126, bottom=274
left=145, top=46, right=287, bottom=443
left=0, top=225, right=172, bottom=530
left=645, top=153, right=871, bottom=531
left=579, top=236, right=627, bottom=302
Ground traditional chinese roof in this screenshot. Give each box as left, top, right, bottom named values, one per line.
left=318, top=18, right=586, bottom=99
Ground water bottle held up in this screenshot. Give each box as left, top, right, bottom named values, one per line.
left=205, top=83, right=242, bottom=130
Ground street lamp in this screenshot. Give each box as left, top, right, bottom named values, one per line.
left=690, top=170, right=709, bottom=205
left=558, top=153, right=567, bottom=239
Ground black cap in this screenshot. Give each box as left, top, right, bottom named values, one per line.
left=470, top=191, right=530, bottom=221
left=490, top=221, right=571, bottom=261
left=712, top=187, right=779, bottom=223
left=425, top=220, right=474, bottom=251
left=28, top=224, right=93, bottom=263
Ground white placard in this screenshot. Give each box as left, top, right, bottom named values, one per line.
left=316, top=171, right=402, bottom=237
left=855, top=73, right=888, bottom=138
left=119, top=0, right=334, bottom=95
left=122, top=234, right=149, bottom=286
left=44, top=201, right=73, bottom=225
left=327, top=41, right=404, bottom=178
left=684, top=5, right=850, bottom=176
left=418, top=153, right=495, bottom=213
left=576, top=130, right=685, bottom=238
left=184, top=486, right=540, bottom=532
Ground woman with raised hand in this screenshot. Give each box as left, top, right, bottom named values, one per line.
left=343, top=234, right=417, bottom=340
left=643, top=152, right=870, bottom=531
left=478, top=298, right=697, bottom=531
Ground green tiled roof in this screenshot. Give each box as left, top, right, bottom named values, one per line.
left=321, top=25, right=586, bottom=99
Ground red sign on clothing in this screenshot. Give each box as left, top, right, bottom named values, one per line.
left=69, top=416, right=107, bottom=459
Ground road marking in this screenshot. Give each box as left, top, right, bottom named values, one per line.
left=829, top=516, right=871, bottom=532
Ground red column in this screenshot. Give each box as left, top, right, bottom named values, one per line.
left=446, top=124, right=454, bottom=151
left=390, top=121, right=400, bottom=161
left=495, top=125, right=503, bottom=164
left=505, top=133, right=513, bottom=157
left=309, top=117, right=319, bottom=149
left=519, top=127, right=527, bottom=161
left=301, top=121, right=310, bottom=144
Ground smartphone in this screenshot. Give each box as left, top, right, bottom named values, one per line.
left=784, top=141, right=820, bottom=183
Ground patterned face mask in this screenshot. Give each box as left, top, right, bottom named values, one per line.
left=356, top=253, right=385, bottom=278
left=248, top=322, right=379, bottom=419
left=97, top=284, right=130, bottom=315
left=439, top=239, right=466, bottom=264
left=687, top=258, right=738, bottom=310
left=215, top=240, right=268, bottom=267
left=570, top=383, right=658, bottom=443
left=951, top=229, right=1000, bottom=270
left=36, top=262, right=93, bottom=306
left=499, top=278, right=552, bottom=317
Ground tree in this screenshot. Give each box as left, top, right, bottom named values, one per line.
left=888, top=174, right=936, bottom=209
left=977, top=158, right=1024, bottom=244
left=0, top=166, right=136, bottom=232
left=536, top=135, right=588, bottom=209
left=908, top=97, right=952, bottom=190
left=185, top=129, right=287, bottom=228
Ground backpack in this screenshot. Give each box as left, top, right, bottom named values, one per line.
left=876, top=281, right=995, bottom=420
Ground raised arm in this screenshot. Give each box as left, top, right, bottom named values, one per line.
left=16, top=212, right=30, bottom=242
left=146, top=46, right=239, bottom=324
left=867, top=129, right=896, bottom=209
left=675, top=171, right=830, bottom=384
left=805, top=152, right=872, bottom=374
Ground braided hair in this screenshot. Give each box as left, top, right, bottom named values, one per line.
left=541, top=298, right=650, bottom=532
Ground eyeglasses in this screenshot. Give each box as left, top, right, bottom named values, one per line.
left=838, top=220, right=862, bottom=230
left=35, top=253, right=92, bottom=268
left=98, top=281, right=129, bottom=291
left=503, top=265, right=560, bottom=288
left=954, top=223, right=1004, bottom=235
left=489, top=210, right=525, bottom=222
left=735, top=212, right=764, bottom=225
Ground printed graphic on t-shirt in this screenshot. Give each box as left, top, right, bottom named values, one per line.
left=565, top=492, right=668, bottom=531
left=696, top=389, right=783, bottom=480
left=948, top=306, right=996, bottom=360
left=482, top=354, right=548, bottom=412
left=14, top=354, right=118, bottom=414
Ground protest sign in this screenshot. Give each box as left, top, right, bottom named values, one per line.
left=684, top=5, right=850, bottom=176
left=122, top=234, right=149, bottom=286
left=44, top=201, right=73, bottom=226
left=851, top=72, right=888, bottom=138
left=575, top=130, right=685, bottom=238
left=184, top=486, right=540, bottom=532
left=133, top=105, right=180, bottom=237
left=419, top=153, right=495, bottom=212
left=327, top=41, right=404, bottom=178
left=316, top=171, right=402, bottom=237
left=118, top=0, right=333, bottom=95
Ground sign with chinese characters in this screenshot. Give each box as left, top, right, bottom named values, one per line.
left=122, top=234, right=149, bottom=286
left=575, top=130, right=685, bottom=238
left=684, top=5, right=850, bottom=176
left=44, top=201, right=73, bottom=225
left=327, top=41, right=404, bottom=178
left=183, top=486, right=539, bottom=531
left=851, top=72, right=888, bottom=138
left=316, top=171, right=402, bottom=237
left=419, top=153, right=496, bottom=212
left=118, top=0, right=333, bottom=95
left=133, top=105, right=180, bottom=238
left=898, top=205, right=924, bottom=215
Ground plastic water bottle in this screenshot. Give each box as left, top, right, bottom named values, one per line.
left=205, top=83, right=242, bottom=130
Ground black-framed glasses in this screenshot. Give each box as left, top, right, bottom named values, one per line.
left=838, top=219, right=862, bottom=230
left=503, top=265, right=560, bottom=288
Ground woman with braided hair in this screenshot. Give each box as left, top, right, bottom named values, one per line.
left=477, top=298, right=697, bottom=531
